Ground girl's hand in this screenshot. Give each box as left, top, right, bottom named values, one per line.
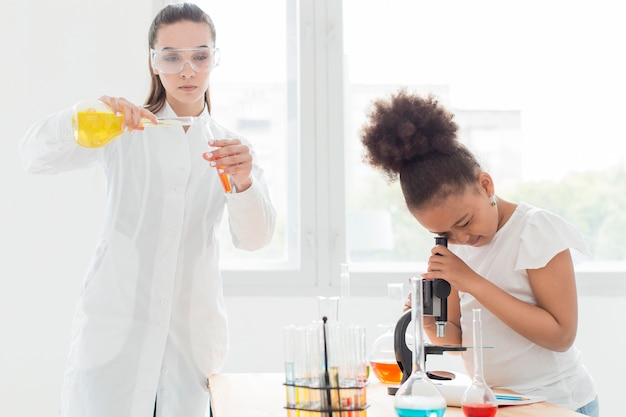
left=202, top=138, right=253, bottom=192
left=98, top=96, right=158, bottom=131
left=421, top=245, right=482, bottom=293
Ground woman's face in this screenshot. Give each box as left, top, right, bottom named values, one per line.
left=152, top=20, right=215, bottom=116
left=411, top=180, right=499, bottom=247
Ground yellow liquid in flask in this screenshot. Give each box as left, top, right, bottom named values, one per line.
left=73, top=110, right=125, bottom=148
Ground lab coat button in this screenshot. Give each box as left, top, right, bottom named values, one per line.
left=160, top=298, right=167, bottom=306
left=159, top=321, right=165, bottom=328
left=161, top=368, right=168, bottom=375
left=175, top=186, right=183, bottom=194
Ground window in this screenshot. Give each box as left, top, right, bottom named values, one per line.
left=196, top=0, right=626, bottom=294
left=343, top=0, right=626, bottom=276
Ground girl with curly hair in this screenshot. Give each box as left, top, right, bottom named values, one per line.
left=360, top=89, right=598, bottom=416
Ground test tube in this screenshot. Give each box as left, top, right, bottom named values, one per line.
left=201, top=118, right=232, bottom=193
left=283, top=325, right=297, bottom=414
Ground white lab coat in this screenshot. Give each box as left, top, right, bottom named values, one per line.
left=19, top=103, right=276, bottom=417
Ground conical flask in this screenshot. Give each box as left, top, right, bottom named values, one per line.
left=461, top=309, right=497, bottom=417
left=72, top=99, right=196, bottom=148
left=394, top=277, right=446, bottom=417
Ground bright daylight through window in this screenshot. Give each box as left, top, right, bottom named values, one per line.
left=343, top=0, right=626, bottom=270
left=201, top=0, right=626, bottom=281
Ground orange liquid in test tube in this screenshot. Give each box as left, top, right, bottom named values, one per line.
left=203, top=123, right=232, bottom=193
left=216, top=166, right=232, bottom=193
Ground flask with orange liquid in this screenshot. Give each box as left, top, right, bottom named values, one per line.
left=369, top=282, right=406, bottom=385
left=72, top=99, right=196, bottom=148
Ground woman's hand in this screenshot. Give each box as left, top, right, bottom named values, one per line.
left=99, top=96, right=158, bottom=131
left=202, top=138, right=253, bottom=192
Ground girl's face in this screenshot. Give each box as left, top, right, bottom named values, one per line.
left=411, top=174, right=499, bottom=247
left=152, top=20, right=215, bottom=116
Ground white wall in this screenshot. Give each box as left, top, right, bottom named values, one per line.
left=0, top=0, right=150, bottom=415
left=1, top=1, right=624, bottom=417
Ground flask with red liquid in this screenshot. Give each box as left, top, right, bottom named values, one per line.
left=461, top=309, right=498, bottom=417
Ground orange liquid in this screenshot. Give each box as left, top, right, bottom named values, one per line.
left=216, top=167, right=232, bottom=192
left=73, top=111, right=124, bottom=148
left=370, top=360, right=402, bottom=385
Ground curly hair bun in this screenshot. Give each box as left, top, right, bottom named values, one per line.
left=360, top=89, right=459, bottom=178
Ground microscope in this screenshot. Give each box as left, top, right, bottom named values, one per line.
left=391, top=237, right=466, bottom=392
left=424, top=237, right=451, bottom=338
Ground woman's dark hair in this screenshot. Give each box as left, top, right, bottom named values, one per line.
left=144, top=3, right=216, bottom=114
left=360, top=89, right=481, bottom=210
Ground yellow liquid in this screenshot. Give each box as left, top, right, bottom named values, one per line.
left=73, top=111, right=124, bottom=148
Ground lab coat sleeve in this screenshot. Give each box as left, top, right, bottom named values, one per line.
left=225, top=172, right=276, bottom=251
left=19, top=108, right=101, bottom=174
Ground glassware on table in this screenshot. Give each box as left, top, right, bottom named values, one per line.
left=461, top=309, right=498, bottom=417
left=394, top=277, right=446, bottom=417
left=370, top=323, right=402, bottom=385
left=317, top=296, right=340, bottom=323
left=370, top=282, right=405, bottom=385
left=283, top=321, right=369, bottom=416
left=72, top=99, right=195, bottom=148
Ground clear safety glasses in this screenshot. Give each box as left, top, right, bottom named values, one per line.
left=150, top=47, right=220, bottom=74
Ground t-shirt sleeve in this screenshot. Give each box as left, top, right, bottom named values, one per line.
left=515, top=209, right=591, bottom=271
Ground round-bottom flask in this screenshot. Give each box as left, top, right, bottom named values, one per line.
left=72, top=99, right=195, bottom=148
left=394, top=277, right=446, bottom=417
left=370, top=324, right=402, bottom=385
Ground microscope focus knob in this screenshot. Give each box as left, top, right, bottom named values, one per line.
left=432, top=279, right=451, bottom=298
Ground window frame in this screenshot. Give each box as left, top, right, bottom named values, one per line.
left=211, top=0, right=625, bottom=298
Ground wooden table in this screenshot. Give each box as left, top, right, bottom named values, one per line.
left=207, top=373, right=583, bottom=417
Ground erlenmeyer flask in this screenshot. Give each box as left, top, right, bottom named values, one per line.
left=72, top=99, right=196, bottom=148
left=394, top=277, right=446, bottom=417
left=461, top=309, right=497, bottom=417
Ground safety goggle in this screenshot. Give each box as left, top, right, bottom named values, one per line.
left=150, top=47, right=220, bottom=74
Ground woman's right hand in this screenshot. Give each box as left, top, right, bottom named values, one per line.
left=99, top=96, right=158, bottom=131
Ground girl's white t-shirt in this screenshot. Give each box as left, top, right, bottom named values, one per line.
left=452, top=202, right=596, bottom=410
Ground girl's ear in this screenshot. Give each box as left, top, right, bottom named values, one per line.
left=477, top=171, right=495, bottom=196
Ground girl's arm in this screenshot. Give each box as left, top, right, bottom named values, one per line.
left=428, top=248, right=578, bottom=352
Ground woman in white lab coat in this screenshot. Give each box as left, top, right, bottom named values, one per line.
left=19, top=3, right=276, bottom=417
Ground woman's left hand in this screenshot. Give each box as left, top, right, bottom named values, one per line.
left=202, top=138, right=253, bottom=192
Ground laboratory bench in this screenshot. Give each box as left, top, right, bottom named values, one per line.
left=207, top=373, right=584, bottom=417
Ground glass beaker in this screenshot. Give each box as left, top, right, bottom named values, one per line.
left=72, top=99, right=195, bottom=148
left=461, top=309, right=497, bottom=417
left=394, top=277, right=446, bottom=417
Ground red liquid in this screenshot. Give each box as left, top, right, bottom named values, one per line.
left=462, top=403, right=498, bottom=417
left=369, top=361, right=402, bottom=385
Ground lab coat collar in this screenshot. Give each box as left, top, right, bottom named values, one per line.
left=158, top=101, right=211, bottom=121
